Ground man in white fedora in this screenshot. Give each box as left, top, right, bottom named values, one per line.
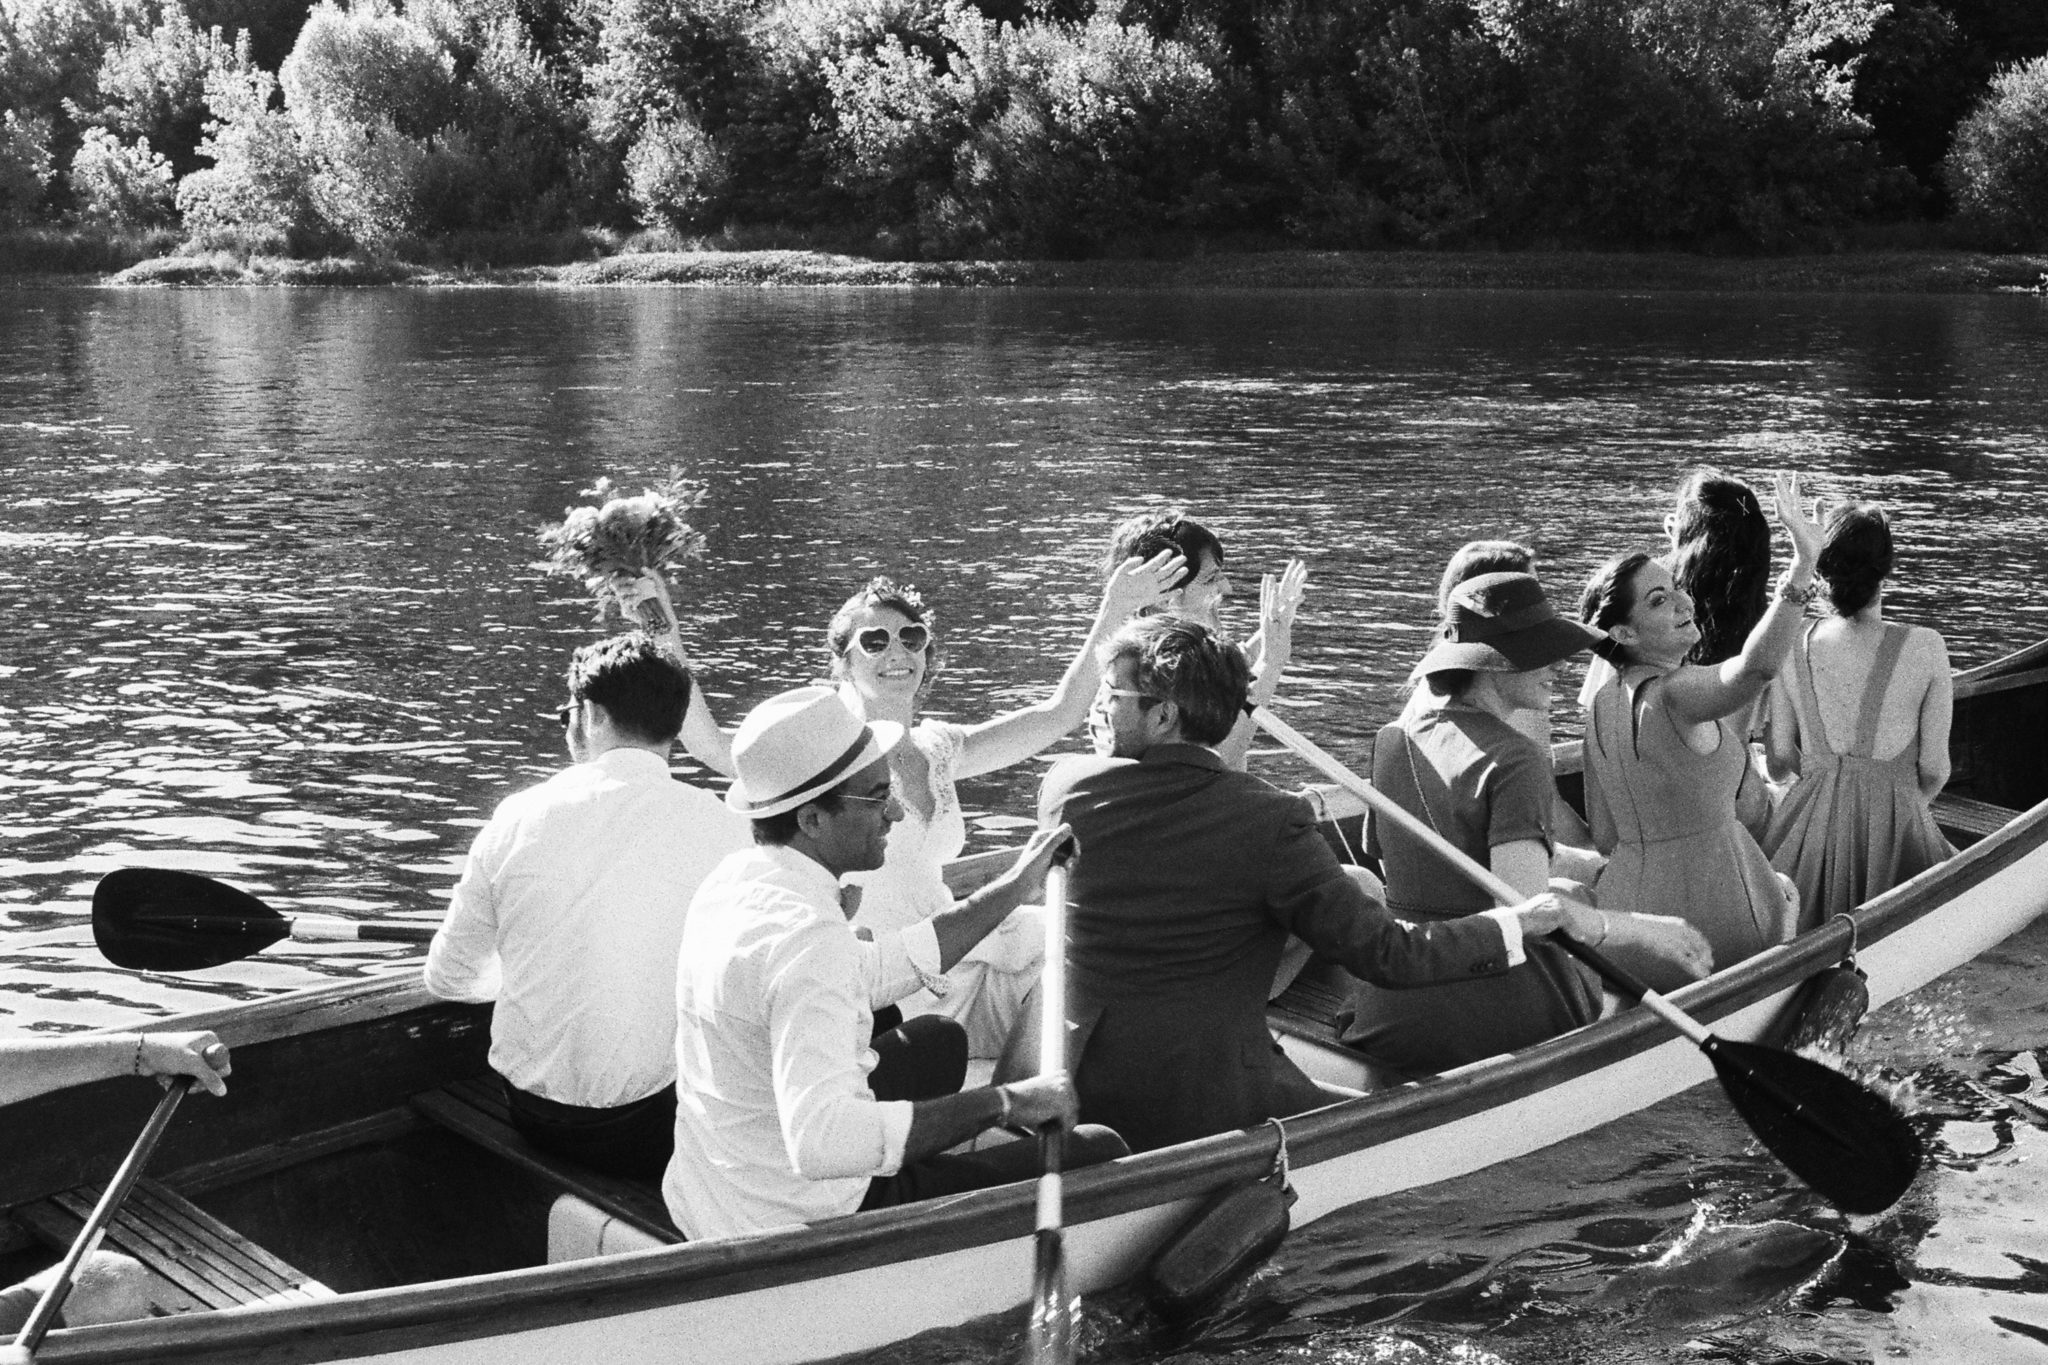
left=664, top=686, right=1126, bottom=1239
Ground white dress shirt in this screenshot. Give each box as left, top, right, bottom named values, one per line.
left=424, top=747, right=750, bottom=1109
left=665, top=843, right=940, bottom=1239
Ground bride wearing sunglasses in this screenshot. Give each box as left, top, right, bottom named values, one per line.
left=828, top=556, right=1183, bottom=1057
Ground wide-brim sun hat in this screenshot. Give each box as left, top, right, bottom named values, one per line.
left=725, top=686, right=904, bottom=818
left=1414, top=571, right=1605, bottom=678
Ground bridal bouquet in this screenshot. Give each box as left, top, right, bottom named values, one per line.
left=537, top=472, right=707, bottom=629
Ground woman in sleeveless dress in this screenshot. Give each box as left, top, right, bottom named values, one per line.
left=832, top=559, right=1187, bottom=1057
left=1577, top=472, right=1826, bottom=990
left=1763, top=502, right=1953, bottom=928
left=1341, top=571, right=1711, bottom=1075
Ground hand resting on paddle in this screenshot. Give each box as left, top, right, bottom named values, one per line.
left=0, top=1029, right=230, bottom=1108
left=1519, top=894, right=1714, bottom=984
left=924, top=825, right=1076, bottom=973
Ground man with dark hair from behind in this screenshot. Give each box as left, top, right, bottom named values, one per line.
left=1029, top=615, right=1628, bottom=1154
left=1102, top=508, right=1307, bottom=772
left=425, top=633, right=751, bottom=1180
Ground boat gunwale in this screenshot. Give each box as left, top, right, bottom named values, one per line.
left=35, top=791, right=2048, bottom=1362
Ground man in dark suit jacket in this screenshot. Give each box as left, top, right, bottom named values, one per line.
left=1035, top=615, right=1610, bottom=1153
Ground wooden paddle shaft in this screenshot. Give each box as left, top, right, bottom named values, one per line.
left=1035, top=863, right=1070, bottom=1232
left=1025, top=861, right=1075, bottom=1365
left=11, top=1043, right=226, bottom=1355
left=1253, top=708, right=1711, bottom=1047
left=288, top=917, right=437, bottom=944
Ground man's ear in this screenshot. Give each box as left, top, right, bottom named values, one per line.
left=793, top=800, right=830, bottom=842
left=1148, top=698, right=1180, bottom=742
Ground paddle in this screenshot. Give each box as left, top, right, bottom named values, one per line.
left=4, top=1045, right=227, bottom=1361
left=1255, top=708, right=1922, bottom=1216
left=92, top=868, right=436, bottom=972
left=1023, top=860, right=1075, bottom=1365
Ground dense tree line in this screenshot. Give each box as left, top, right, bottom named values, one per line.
left=4, top=0, right=2047, bottom=258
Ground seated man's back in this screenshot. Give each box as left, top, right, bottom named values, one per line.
left=426, top=634, right=749, bottom=1178
left=1040, top=615, right=1608, bottom=1154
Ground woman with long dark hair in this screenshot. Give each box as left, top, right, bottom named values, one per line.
left=1577, top=473, right=1824, bottom=986
left=1762, top=502, right=1954, bottom=927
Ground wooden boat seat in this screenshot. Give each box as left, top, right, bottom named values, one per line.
left=1268, top=960, right=1353, bottom=1052
left=1932, top=791, right=2020, bottom=848
left=14, top=1177, right=333, bottom=1312
left=409, top=1079, right=681, bottom=1244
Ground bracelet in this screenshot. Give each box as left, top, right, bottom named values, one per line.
left=1776, top=574, right=1818, bottom=605
left=1303, top=786, right=1328, bottom=823
left=131, top=1035, right=145, bottom=1076
left=996, top=1086, right=1014, bottom=1129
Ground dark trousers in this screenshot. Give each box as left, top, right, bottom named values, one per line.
left=861, top=1126, right=1128, bottom=1209
left=504, top=1081, right=677, bottom=1181
left=858, top=1009, right=1128, bottom=1210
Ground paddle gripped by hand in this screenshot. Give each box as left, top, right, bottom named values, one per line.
left=1255, top=706, right=1923, bottom=1216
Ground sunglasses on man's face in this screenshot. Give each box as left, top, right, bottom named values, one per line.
left=852, top=623, right=931, bottom=656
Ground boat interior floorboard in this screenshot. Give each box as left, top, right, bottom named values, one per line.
left=15, top=1177, right=333, bottom=1313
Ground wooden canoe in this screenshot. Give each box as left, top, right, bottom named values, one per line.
left=5, top=637, right=2046, bottom=1365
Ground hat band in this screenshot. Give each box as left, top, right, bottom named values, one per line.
left=1444, top=600, right=1557, bottom=640
left=751, top=728, right=876, bottom=810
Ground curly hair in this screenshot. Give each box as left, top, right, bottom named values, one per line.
left=1668, top=470, right=1771, bottom=666
left=1102, top=615, right=1250, bottom=746
left=1103, top=509, right=1224, bottom=593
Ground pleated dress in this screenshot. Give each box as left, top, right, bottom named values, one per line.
left=1762, top=622, right=1953, bottom=931
left=1585, top=666, right=1794, bottom=988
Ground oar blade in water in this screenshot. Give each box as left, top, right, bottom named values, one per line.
left=92, top=867, right=291, bottom=971
left=1706, top=1037, right=1922, bottom=1215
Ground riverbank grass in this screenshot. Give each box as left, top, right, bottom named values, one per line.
left=9, top=237, right=2046, bottom=292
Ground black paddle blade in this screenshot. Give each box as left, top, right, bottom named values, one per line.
left=92, top=868, right=291, bottom=971
left=1705, top=1036, right=1923, bottom=1215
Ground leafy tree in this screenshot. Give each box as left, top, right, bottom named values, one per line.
left=75, top=6, right=248, bottom=179
left=1944, top=53, right=2048, bottom=243
left=0, top=109, right=55, bottom=222
left=69, top=124, right=174, bottom=221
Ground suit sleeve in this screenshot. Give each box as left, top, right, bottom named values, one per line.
left=1263, top=796, right=1512, bottom=987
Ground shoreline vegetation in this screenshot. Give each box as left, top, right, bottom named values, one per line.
left=7, top=1, right=2048, bottom=290
left=6, top=241, right=2048, bottom=293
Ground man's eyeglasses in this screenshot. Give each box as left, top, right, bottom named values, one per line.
left=1099, top=686, right=1163, bottom=707
left=836, top=792, right=895, bottom=807
left=552, top=702, right=577, bottom=728
left=852, top=623, right=931, bottom=656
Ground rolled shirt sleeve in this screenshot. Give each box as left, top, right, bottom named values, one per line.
left=768, top=923, right=914, bottom=1181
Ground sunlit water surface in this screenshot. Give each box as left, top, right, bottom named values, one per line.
left=3, top=285, right=2047, bottom=1364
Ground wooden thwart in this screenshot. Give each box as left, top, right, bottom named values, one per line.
left=1931, top=792, right=2020, bottom=847
left=14, top=1177, right=332, bottom=1312
left=409, top=1079, right=681, bottom=1245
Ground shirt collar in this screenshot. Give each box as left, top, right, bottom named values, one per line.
left=757, top=843, right=843, bottom=905
left=588, top=747, right=674, bottom=781
left=1137, top=741, right=1225, bottom=772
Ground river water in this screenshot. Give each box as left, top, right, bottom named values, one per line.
left=3, top=284, right=2047, bottom=1363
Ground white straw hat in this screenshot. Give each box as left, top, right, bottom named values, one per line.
left=724, top=686, right=903, bottom=818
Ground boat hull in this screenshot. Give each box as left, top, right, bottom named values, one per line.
left=20, top=786, right=2048, bottom=1365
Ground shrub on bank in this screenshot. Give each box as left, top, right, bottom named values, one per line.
left=1945, top=56, right=2048, bottom=245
